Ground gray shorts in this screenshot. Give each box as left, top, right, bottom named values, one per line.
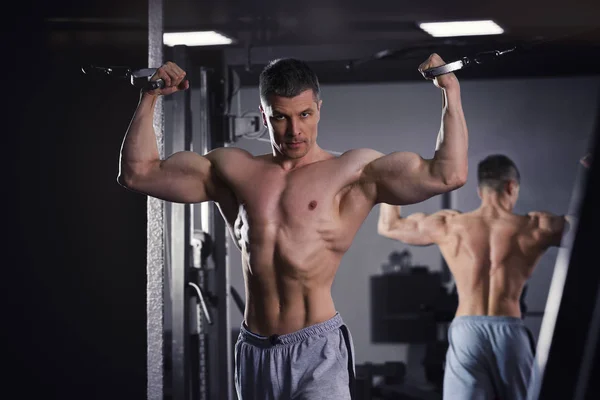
left=234, top=312, right=356, bottom=400
left=443, top=316, right=536, bottom=400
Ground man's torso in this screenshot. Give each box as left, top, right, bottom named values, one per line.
left=212, top=148, right=378, bottom=334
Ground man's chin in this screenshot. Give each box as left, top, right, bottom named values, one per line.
left=283, top=150, right=308, bottom=159
left=280, top=145, right=309, bottom=159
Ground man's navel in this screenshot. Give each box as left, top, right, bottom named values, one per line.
left=308, top=200, right=317, bottom=210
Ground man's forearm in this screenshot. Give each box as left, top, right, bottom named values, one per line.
left=431, top=84, right=468, bottom=186
left=119, top=93, right=161, bottom=177
left=378, top=203, right=402, bottom=232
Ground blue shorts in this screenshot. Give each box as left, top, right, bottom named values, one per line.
left=443, top=316, right=535, bottom=400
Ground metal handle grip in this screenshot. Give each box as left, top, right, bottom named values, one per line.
left=421, top=58, right=470, bottom=79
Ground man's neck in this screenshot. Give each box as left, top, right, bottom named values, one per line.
left=273, top=144, right=329, bottom=170
left=478, top=192, right=514, bottom=214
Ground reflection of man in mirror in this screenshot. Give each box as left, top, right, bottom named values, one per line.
left=378, top=154, right=588, bottom=400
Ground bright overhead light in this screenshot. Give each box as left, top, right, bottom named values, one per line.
left=163, top=31, right=234, bottom=47
left=418, top=20, right=504, bottom=37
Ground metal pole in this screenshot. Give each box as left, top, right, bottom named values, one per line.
left=198, top=59, right=233, bottom=399
left=170, top=45, right=193, bottom=400
left=147, top=0, right=164, bottom=397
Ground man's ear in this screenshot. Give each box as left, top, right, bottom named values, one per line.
left=506, top=180, right=518, bottom=196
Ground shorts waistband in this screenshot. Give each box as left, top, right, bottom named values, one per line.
left=239, top=312, right=344, bottom=348
left=451, top=315, right=524, bottom=326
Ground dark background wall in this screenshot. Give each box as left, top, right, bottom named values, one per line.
left=7, top=10, right=148, bottom=400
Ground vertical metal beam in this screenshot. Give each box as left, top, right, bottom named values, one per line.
left=170, top=204, right=191, bottom=400
left=170, top=45, right=193, bottom=400
left=196, top=54, right=233, bottom=399
left=189, top=63, right=210, bottom=400
left=147, top=0, right=164, bottom=398
left=211, top=60, right=233, bottom=400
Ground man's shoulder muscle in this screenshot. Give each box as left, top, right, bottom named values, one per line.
left=339, top=148, right=384, bottom=166
left=421, top=209, right=461, bottom=242
left=206, top=147, right=253, bottom=163
left=207, top=147, right=257, bottom=175
left=529, top=210, right=566, bottom=225
left=527, top=210, right=567, bottom=247
left=527, top=211, right=557, bottom=227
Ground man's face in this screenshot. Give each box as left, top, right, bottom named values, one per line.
left=260, top=89, right=322, bottom=159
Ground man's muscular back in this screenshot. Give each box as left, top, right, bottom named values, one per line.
left=435, top=209, right=567, bottom=317
left=378, top=153, right=576, bottom=319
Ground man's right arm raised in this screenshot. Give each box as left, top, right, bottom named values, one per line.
left=117, top=61, right=229, bottom=204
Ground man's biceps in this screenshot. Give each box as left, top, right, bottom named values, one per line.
left=205, top=169, right=228, bottom=198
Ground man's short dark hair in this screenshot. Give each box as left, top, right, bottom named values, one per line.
left=259, top=58, right=320, bottom=104
left=477, top=154, right=521, bottom=192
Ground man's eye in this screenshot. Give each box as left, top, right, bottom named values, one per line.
left=274, top=115, right=285, bottom=121
left=301, top=112, right=310, bottom=118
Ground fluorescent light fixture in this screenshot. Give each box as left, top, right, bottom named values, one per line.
left=163, top=31, right=234, bottom=47
left=418, top=20, right=504, bottom=37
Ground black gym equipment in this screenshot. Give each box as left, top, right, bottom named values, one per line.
left=527, top=90, right=600, bottom=400
left=82, top=41, right=253, bottom=399
left=371, top=267, right=456, bottom=344
left=148, top=42, right=234, bottom=400
left=81, top=65, right=166, bottom=91
left=420, top=47, right=517, bottom=79
left=366, top=261, right=455, bottom=399
left=346, top=27, right=598, bottom=80
left=344, top=42, right=519, bottom=79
